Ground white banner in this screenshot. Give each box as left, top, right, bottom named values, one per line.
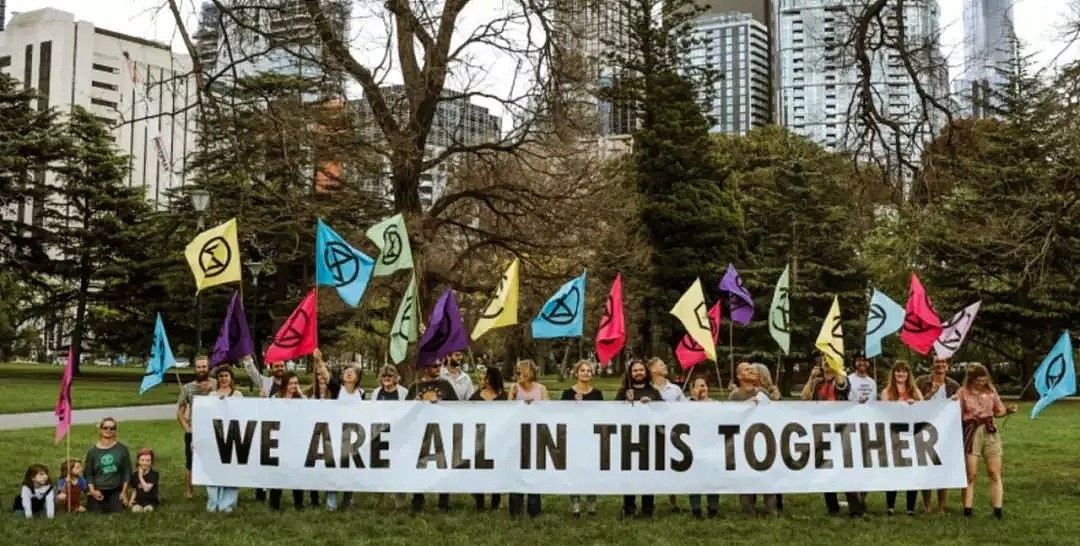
left=192, top=398, right=966, bottom=494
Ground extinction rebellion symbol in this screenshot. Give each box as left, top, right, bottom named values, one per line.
left=541, top=286, right=580, bottom=326
left=198, top=236, right=232, bottom=278
left=274, top=309, right=310, bottom=349
left=323, top=242, right=360, bottom=287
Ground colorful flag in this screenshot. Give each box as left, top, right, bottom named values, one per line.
left=210, top=292, right=254, bottom=368
left=531, top=271, right=587, bottom=339
left=417, top=288, right=470, bottom=367
left=316, top=219, right=375, bottom=307
left=595, top=273, right=626, bottom=366
left=768, top=265, right=791, bottom=354
left=471, top=258, right=520, bottom=340
left=140, top=313, right=177, bottom=395
left=670, top=279, right=717, bottom=362
left=719, top=263, right=754, bottom=325
left=815, top=296, right=845, bottom=375
left=674, top=301, right=721, bottom=370
left=184, top=218, right=242, bottom=292
left=1031, top=331, right=1076, bottom=419
left=366, top=213, right=414, bottom=276
left=865, top=289, right=906, bottom=358
left=265, top=290, right=318, bottom=363
left=900, top=274, right=942, bottom=355
left=54, top=348, right=74, bottom=445
left=933, top=301, right=982, bottom=359
left=389, top=274, right=419, bottom=364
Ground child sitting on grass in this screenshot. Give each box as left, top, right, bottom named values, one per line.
left=12, top=464, right=55, bottom=519
left=126, top=449, right=160, bottom=512
left=56, top=458, right=87, bottom=513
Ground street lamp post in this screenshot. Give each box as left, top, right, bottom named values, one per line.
left=246, top=260, right=264, bottom=362
left=191, top=189, right=211, bottom=357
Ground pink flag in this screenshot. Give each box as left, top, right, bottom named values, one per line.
left=265, top=289, right=319, bottom=363
left=675, top=301, right=722, bottom=370
left=54, top=348, right=74, bottom=444
left=900, top=274, right=942, bottom=355
left=595, top=274, right=626, bottom=367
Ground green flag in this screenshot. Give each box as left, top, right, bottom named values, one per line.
left=768, top=265, right=791, bottom=354
left=389, top=274, right=419, bottom=364
left=366, top=213, right=414, bottom=276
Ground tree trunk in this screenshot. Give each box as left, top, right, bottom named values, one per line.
left=71, top=253, right=92, bottom=376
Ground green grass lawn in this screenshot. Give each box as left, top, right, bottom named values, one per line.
left=3, top=402, right=1079, bottom=545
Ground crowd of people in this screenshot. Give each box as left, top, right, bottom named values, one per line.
left=13, top=352, right=1018, bottom=520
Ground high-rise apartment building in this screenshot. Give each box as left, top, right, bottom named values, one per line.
left=958, top=0, right=1017, bottom=117
left=689, top=11, right=771, bottom=135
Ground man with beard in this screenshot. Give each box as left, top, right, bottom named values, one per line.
left=408, top=360, right=458, bottom=513
left=440, top=350, right=475, bottom=401
left=176, top=356, right=216, bottom=499
left=241, top=354, right=286, bottom=502
left=615, top=359, right=662, bottom=518
left=917, top=355, right=962, bottom=513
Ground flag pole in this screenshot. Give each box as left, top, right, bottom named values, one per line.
left=65, top=428, right=72, bottom=513
left=728, top=322, right=735, bottom=389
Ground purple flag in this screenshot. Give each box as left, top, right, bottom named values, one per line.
left=719, top=263, right=754, bottom=325
left=210, top=292, right=254, bottom=367
left=417, top=288, right=469, bottom=367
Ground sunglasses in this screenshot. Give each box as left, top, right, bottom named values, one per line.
left=100, top=425, right=117, bottom=431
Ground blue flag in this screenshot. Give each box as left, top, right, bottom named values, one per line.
left=140, top=313, right=176, bottom=394
left=1031, top=331, right=1076, bottom=419
left=531, top=271, right=586, bottom=339
left=315, top=219, right=375, bottom=307
left=865, top=288, right=906, bottom=358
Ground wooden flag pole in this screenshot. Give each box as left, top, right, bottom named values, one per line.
left=728, top=322, right=735, bottom=389
left=65, top=430, right=72, bottom=513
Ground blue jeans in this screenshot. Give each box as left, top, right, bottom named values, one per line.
left=206, top=486, right=239, bottom=513
left=326, top=491, right=354, bottom=511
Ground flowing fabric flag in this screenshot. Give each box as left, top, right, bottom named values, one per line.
left=1031, top=331, right=1076, bottom=419
left=54, top=348, right=74, bottom=444
left=531, top=271, right=587, bottom=339
left=366, top=213, right=414, bottom=276
left=865, top=289, right=906, bottom=358
left=265, top=289, right=318, bottom=363
left=417, top=288, right=470, bottom=367
left=210, top=292, right=254, bottom=368
left=471, top=258, right=520, bottom=340
left=719, top=263, right=754, bottom=325
left=595, top=274, right=626, bottom=367
left=670, top=278, right=718, bottom=362
left=675, top=301, right=722, bottom=370
left=389, top=274, right=419, bottom=364
left=815, top=296, right=845, bottom=375
left=900, top=273, right=942, bottom=355
left=768, top=265, right=791, bottom=354
left=140, top=313, right=177, bottom=394
left=315, top=219, right=375, bottom=307
left=184, top=218, right=242, bottom=292
left=933, top=300, right=982, bottom=359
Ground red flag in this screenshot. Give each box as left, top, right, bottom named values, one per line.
left=595, top=274, right=625, bottom=367
left=265, top=289, right=318, bottom=363
left=675, top=301, right=722, bottom=370
left=900, top=273, right=942, bottom=355
left=54, top=348, right=74, bottom=444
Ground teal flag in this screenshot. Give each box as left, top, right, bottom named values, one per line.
left=389, top=274, right=419, bottom=364
left=768, top=265, right=791, bottom=354
left=865, top=288, right=905, bottom=358
left=315, top=219, right=375, bottom=307
left=366, top=213, right=414, bottom=276
left=140, top=313, right=176, bottom=394
left=531, top=271, right=586, bottom=339
left=1031, top=331, right=1076, bottom=419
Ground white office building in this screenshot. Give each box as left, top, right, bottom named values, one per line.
left=957, top=0, right=1017, bottom=117
left=689, top=11, right=771, bottom=135
left=0, top=8, right=198, bottom=208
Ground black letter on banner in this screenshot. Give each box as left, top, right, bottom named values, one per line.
left=260, top=421, right=280, bottom=466
left=475, top=424, right=494, bottom=469
left=653, top=425, right=667, bottom=471
left=621, top=425, right=650, bottom=471
left=417, top=424, right=448, bottom=469
left=912, top=422, right=941, bottom=466
left=371, top=423, right=391, bottom=469
left=834, top=423, right=857, bottom=468
left=811, top=424, right=833, bottom=469
left=340, top=423, right=365, bottom=469
left=305, top=422, right=335, bottom=468
left=744, top=423, right=776, bottom=471
left=451, top=423, right=471, bottom=469
left=212, top=419, right=256, bottom=464
left=670, top=424, right=692, bottom=472
left=594, top=424, right=616, bottom=471
left=890, top=423, right=913, bottom=467
left=536, top=424, right=567, bottom=470
left=717, top=425, right=740, bottom=471
left=859, top=423, right=888, bottom=468
left=520, top=424, right=531, bottom=469
left=780, top=423, right=810, bottom=470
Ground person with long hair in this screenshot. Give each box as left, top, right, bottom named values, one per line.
left=752, top=362, right=784, bottom=512
left=14, top=464, right=54, bottom=519
left=269, top=372, right=311, bottom=511
left=881, top=361, right=924, bottom=515
left=561, top=360, right=603, bottom=517
left=508, top=360, right=548, bottom=517
left=371, top=364, right=408, bottom=509
left=84, top=417, right=132, bottom=513
left=469, top=366, right=510, bottom=512
left=615, top=359, right=661, bottom=518
left=325, top=364, right=364, bottom=511
left=686, top=377, right=720, bottom=518
left=916, top=355, right=961, bottom=514
left=800, top=357, right=859, bottom=516
left=956, top=363, right=1017, bottom=519
left=205, top=365, right=243, bottom=513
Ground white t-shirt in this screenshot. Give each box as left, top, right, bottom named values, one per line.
left=848, top=374, right=878, bottom=402
left=440, top=367, right=475, bottom=401
left=337, top=387, right=366, bottom=402
left=655, top=380, right=686, bottom=402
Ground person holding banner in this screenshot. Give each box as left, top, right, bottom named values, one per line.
left=752, top=363, right=783, bottom=512
left=916, top=356, right=961, bottom=514
left=470, top=366, right=509, bottom=512
left=560, top=360, right=602, bottom=517
left=509, top=360, right=548, bottom=517
left=686, top=377, right=720, bottom=519
left=615, top=359, right=662, bottom=518
left=326, top=364, right=364, bottom=511
left=177, top=356, right=216, bottom=499
left=880, top=361, right=924, bottom=516
left=648, top=358, right=684, bottom=514
left=371, top=364, right=408, bottom=509
left=241, top=355, right=283, bottom=504
left=441, top=351, right=475, bottom=401
left=205, top=365, right=242, bottom=513
left=268, top=372, right=314, bottom=511
left=800, top=358, right=862, bottom=517
left=408, top=362, right=458, bottom=514
left=730, top=362, right=778, bottom=516
left=955, top=363, right=1017, bottom=519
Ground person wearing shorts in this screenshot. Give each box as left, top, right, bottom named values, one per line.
left=956, top=363, right=1017, bottom=519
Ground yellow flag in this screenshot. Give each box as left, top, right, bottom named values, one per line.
left=471, top=258, right=520, bottom=340
left=184, top=218, right=242, bottom=292
left=669, top=278, right=717, bottom=361
left=815, top=296, right=846, bottom=375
